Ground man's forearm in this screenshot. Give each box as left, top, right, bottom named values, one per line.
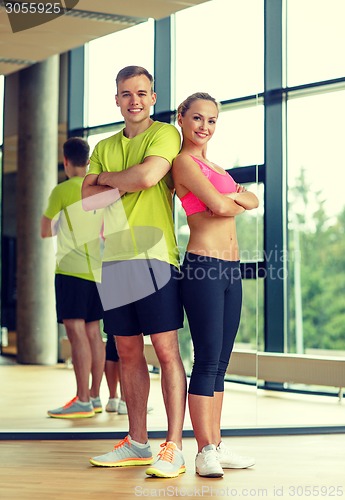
left=97, top=156, right=171, bottom=192
left=41, top=215, right=58, bottom=238
left=97, top=170, right=148, bottom=192
left=82, top=182, right=124, bottom=211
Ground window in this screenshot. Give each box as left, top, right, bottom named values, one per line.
left=287, top=90, right=345, bottom=355
left=174, top=0, right=264, bottom=107
left=85, top=20, right=154, bottom=127
left=287, top=0, right=345, bottom=86
left=236, top=279, right=264, bottom=350
left=207, top=104, right=264, bottom=168
left=237, top=183, right=264, bottom=263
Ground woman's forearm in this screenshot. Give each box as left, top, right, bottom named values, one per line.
left=228, top=191, right=259, bottom=210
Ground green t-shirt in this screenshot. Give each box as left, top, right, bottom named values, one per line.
left=87, top=121, right=181, bottom=267
left=44, top=176, right=103, bottom=282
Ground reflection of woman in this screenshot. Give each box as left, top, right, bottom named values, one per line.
left=173, top=93, right=259, bottom=477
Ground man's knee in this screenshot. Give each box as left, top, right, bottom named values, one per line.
left=64, top=323, right=85, bottom=342
left=153, top=336, right=181, bottom=365
left=116, top=336, right=144, bottom=362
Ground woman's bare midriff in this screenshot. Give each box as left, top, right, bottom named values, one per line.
left=186, top=211, right=240, bottom=261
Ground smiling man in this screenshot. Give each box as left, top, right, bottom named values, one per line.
left=82, top=66, right=187, bottom=478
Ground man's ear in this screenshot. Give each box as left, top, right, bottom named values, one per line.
left=115, top=94, right=119, bottom=107
left=151, top=92, right=157, bottom=106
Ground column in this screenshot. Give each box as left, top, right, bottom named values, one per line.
left=16, top=55, right=59, bottom=364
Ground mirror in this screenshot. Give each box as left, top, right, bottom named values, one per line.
left=1, top=0, right=345, bottom=437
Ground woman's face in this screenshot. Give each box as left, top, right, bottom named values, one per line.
left=178, top=99, right=218, bottom=146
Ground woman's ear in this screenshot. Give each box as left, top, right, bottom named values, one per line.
left=177, top=113, right=183, bottom=127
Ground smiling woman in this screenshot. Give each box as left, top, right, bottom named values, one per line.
left=172, top=92, right=258, bottom=476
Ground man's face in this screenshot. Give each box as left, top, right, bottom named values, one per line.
left=115, top=75, right=156, bottom=124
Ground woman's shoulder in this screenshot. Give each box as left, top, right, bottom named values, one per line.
left=172, top=154, right=196, bottom=180
left=173, top=152, right=195, bottom=168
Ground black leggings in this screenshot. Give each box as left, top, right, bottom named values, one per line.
left=181, top=252, right=242, bottom=397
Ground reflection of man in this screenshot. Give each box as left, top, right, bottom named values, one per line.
left=82, top=66, right=187, bottom=478
left=41, top=137, right=105, bottom=418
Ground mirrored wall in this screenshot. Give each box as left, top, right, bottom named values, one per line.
left=1, top=0, right=345, bottom=434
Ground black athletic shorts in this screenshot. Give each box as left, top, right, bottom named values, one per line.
left=55, top=274, right=103, bottom=324
left=100, top=260, right=183, bottom=336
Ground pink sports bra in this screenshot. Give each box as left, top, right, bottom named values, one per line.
left=180, top=155, right=237, bottom=216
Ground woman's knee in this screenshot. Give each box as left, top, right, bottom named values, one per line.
left=192, top=359, right=218, bottom=378
left=189, top=372, right=215, bottom=397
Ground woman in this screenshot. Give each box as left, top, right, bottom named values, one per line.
left=173, top=93, right=259, bottom=477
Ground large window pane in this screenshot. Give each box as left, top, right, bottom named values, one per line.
left=287, top=90, right=345, bottom=355
left=236, top=278, right=264, bottom=350
left=86, top=20, right=154, bottom=127
left=237, top=183, right=264, bottom=263
left=174, top=0, right=264, bottom=107
left=207, top=105, right=264, bottom=168
left=287, top=0, right=345, bottom=86
left=174, top=104, right=263, bottom=168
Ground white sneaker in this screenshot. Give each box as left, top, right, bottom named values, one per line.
left=195, top=444, right=224, bottom=477
left=117, top=400, right=154, bottom=415
left=117, top=400, right=128, bottom=415
left=90, top=435, right=153, bottom=467
left=105, top=398, right=120, bottom=413
left=216, top=441, right=255, bottom=469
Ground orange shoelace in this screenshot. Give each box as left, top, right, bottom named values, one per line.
left=113, top=435, right=131, bottom=450
left=157, top=442, right=176, bottom=463
left=63, top=397, right=78, bottom=409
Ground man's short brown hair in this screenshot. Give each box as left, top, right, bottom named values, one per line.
left=63, top=137, right=89, bottom=167
left=116, top=66, right=154, bottom=93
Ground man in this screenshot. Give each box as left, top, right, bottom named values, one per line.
left=82, top=66, right=187, bottom=478
left=41, top=137, right=105, bottom=418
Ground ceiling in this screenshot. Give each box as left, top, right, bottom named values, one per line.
left=0, top=0, right=210, bottom=75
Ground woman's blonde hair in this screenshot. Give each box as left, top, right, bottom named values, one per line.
left=177, top=92, right=219, bottom=116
